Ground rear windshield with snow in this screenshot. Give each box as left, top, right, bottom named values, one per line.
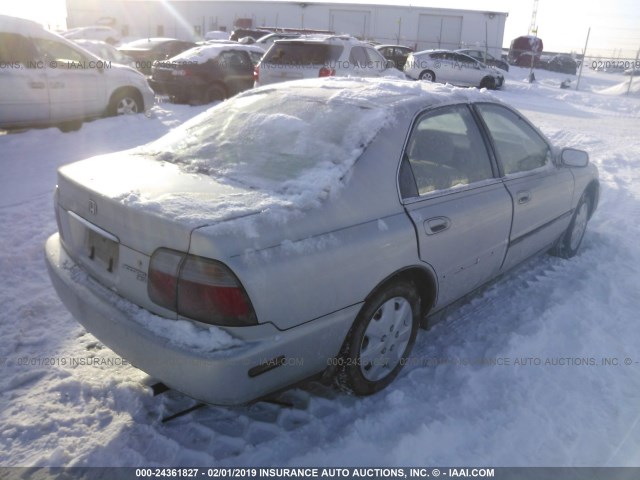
left=263, top=43, right=343, bottom=65
left=143, top=89, right=390, bottom=194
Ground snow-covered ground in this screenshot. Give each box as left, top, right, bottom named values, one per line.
left=1, top=67, right=640, bottom=467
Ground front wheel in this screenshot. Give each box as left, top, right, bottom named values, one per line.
left=480, top=76, right=496, bottom=89
left=335, top=281, right=420, bottom=396
left=107, top=90, right=143, bottom=116
left=552, top=193, right=592, bottom=258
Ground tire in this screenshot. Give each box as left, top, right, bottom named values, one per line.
left=57, top=120, right=82, bottom=132
left=480, top=76, right=496, bottom=89
left=107, top=90, right=143, bottom=116
left=189, top=84, right=226, bottom=106
left=205, top=84, right=227, bottom=103
left=335, top=281, right=420, bottom=396
left=419, top=70, right=436, bottom=82
left=552, top=192, right=592, bottom=258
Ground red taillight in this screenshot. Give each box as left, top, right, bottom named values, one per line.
left=253, top=65, right=259, bottom=83
left=319, top=66, right=335, bottom=77
left=148, top=249, right=182, bottom=311
left=148, top=248, right=256, bottom=326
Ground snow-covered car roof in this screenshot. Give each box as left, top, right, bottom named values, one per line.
left=145, top=76, right=499, bottom=195
left=119, top=37, right=184, bottom=49
left=169, top=43, right=265, bottom=63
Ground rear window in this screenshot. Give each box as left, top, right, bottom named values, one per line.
left=263, top=43, right=343, bottom=66
left=142, top=89, right=390, bottom=196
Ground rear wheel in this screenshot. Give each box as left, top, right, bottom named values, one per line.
left=419, top=70, right=436, bottom=82
left=206, top=84, right=227, bottom=103
left=335, top=281, right=420, bottom=396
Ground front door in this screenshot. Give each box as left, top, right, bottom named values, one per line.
left=401, top=104, right=513, bottom=308
left=474, top=103, right=574, bottom=271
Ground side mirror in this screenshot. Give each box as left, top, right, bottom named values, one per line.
left=385, top=59, right=395, bottom=69
left=561, top=148, right=589, bottom=167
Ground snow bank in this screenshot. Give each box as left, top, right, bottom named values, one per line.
left=599, top=77, right=640, bottom=96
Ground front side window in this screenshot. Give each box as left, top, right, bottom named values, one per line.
left=475, top=103, right=551, bottom=175
left=403, top=105, right=495, bottom=196
left=32, top=39, right=86, bottom=66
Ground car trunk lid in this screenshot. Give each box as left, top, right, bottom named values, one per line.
left=55, top=152, right=262, bottom=316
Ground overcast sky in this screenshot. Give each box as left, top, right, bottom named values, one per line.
left=1, top=0, right=639, bottom=57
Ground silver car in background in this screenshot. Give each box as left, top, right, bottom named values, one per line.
left=46, top=78, right=598, bottom=405
left=405, top=49, right=505, bottom=89
left=254, top=35, right=403, bottom=86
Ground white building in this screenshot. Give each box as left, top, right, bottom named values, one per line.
left=65, top=0, right=508, bottom=57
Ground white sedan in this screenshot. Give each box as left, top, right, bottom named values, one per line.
left=404, top=49, right=504, bottom=89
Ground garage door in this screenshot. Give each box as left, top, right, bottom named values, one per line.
left=329, top=9, right=371, bottom=39
left=416, top=14, right=462, bottom=51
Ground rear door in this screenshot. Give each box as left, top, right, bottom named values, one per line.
left=0, top=33, right=50, bottom=127
left=219, top=50, right=254, bottom=95
left=430, top=51, right=456, bottom=83
left=401, top=104, right=512, bottom=308
left=474, top=103, right=574, bottom=271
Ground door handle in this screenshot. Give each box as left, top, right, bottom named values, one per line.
left=29, top=82, right=46, bottom=89
left=50, top=81, right=65, bottom=89
left=424, top=217, right=451, bottom=235
left=517, top=191, right=532, bottom=204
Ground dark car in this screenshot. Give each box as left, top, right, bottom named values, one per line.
left=150, top=44, right=265, bottom=104
left=229, top=28, right=271, bottom=42
left=508, top=35, right=543, bottom=67
left=541, top=55, right=578, bottom=75
left=456, top=49, right=509, bottom=71
left=375, top=45, right=414, bottom=70
left=119, top=37, right=196, bottom=74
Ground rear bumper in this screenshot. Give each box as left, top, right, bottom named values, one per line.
left=45, top=233, right=356, bottom=405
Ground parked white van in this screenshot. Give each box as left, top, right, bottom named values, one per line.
left=0, top=15, right=155, bottom=131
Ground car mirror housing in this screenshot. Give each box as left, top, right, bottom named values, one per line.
left=386, top=59, right=395, bottom=69
left=561, top=148, right=589, bottom=167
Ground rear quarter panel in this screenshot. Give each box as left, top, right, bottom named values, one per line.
left=188, top=114, right=424, bottom=330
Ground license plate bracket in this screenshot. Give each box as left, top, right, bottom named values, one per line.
left=86, top=229, right=119, bottom=273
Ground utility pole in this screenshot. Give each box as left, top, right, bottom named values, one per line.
left=527, top=0, right=539, bottom=83
left=627, top=47, right=640, bottom=95
left=529, top=0, right=539, bottom=35
left=576, top=27, right=591, bottom=91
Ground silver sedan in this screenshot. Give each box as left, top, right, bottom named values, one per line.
left=46, top=78, right=598, bottom=405
left=404, top=49, right=505, bottom=89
